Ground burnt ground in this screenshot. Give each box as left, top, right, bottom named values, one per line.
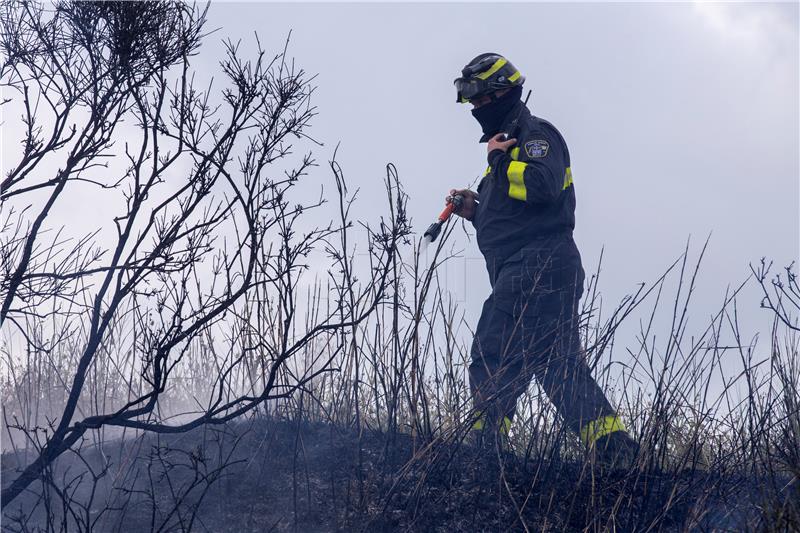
left=0, top=418, right=786, bottom=532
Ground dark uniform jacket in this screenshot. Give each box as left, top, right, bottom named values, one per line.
left=472, top=100, right=575, bottom=270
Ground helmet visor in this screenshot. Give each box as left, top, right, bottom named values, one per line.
left=454, top=77, right=491, bottom=102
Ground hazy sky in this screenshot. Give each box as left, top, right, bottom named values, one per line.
left=3, top=2, right=798, bottom=366
left=195, top=2, right=799, bottom=340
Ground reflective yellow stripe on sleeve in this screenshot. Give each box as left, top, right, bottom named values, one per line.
left=563, top=166, right=573, bottom=190
left=580, top=415, right=626, bottom=446
left=507, top=161, right=527, bottom=201
left=510, top=147, right=520, bottom=160
left=476, top=58, right=507, bottom=80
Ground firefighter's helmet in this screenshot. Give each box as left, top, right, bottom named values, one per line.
left=454, top=53, right=525, bottom=103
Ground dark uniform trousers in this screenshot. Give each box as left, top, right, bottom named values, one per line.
left=469, top=233, right=615, bottom=435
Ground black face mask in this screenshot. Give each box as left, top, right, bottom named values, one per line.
left=471, top=85, right=523, bottom=139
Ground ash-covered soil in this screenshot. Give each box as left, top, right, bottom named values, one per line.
left=1, top=418, right=780, bottom=532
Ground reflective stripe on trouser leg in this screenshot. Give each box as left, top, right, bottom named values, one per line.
left=471, top=410, right=512, bottom=436
left=580, top=415, right=626, bottom=446
left=500, top=415, right=511, bottom=436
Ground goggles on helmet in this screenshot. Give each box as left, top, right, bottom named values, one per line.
left=454, top=77, right=495, bottom=102
left=454, top=54, right=525, bottom=103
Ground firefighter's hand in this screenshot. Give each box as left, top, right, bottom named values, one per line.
left=488, top=133, right=516, bottom=153
left=447, top=189, right=478, bottom=221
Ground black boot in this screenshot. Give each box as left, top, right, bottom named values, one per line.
left=593, top=431, right=639, bottom=471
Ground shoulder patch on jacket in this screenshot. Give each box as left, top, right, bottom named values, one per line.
left=524, top=139, right=549, bottom=158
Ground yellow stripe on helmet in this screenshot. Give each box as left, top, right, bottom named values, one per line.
left=476, top=58, right=508, bottom=80
left=508, top=71, right=521, bottom=83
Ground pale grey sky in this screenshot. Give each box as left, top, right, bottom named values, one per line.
left=197, top=2, right=799, bottom=340
left=3, top=2, right=798, bottom=373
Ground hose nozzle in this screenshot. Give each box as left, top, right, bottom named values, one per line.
left=423, top=221, right=443, bottom=242
left=423, top=194, right=463, bottom=243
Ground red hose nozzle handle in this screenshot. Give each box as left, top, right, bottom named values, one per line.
left=437, top=202, right=456, bottom=223
left=424, top=194, right=463, bottom=243
left=437, top=194, right=464, bottom=222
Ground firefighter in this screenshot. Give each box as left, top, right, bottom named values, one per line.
left=450, top=53, right=638, bottom=465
